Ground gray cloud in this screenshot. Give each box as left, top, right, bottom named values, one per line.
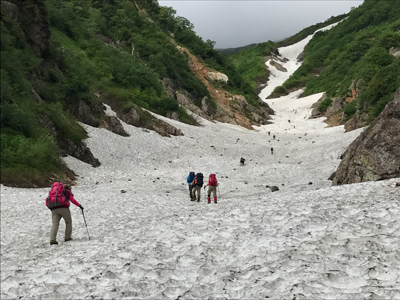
left=158, top=1, right=364, bottom=48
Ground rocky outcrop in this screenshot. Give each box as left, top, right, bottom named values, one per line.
left=331, top=88, right=400, bottom=185
left=325, top=97, right=343, bottom=118
left=309, top=93, right=327, bottom=119
left=170, top=46, right=274, bottom=129
left=344, top=110, right=366, bottom=132
left=390, top=47, right=400, bottom=58
left=296, top=51, right=305, bottom=62
left=77, top=101, right=101, bottom=128
left=99, top=93, right=184, bottom=137
left=101, top=116, right=130, bottom=137
left=269, top=60, right=287, bottom=72
left=2, top=0, right=51, bottom=57
left=207, top=71, right=228, bottom=83
left=37, top=113, right=101, bottom=168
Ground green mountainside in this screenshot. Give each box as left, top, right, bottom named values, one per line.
left=227, top=14, right=349, bottom=93
left=229, top=0, right=400, bottom=126
left=2, top=0, right=399, bottom=187
left=0, top=0, right=261, bottom=187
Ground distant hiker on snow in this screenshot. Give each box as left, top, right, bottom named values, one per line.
left=191, top=173, right=204, bottom=202
left=186, top=171, right=195, bottom=200
left=271, top=147, right=274, bottom=154
left=240, top=157, right=246, bottom=166
left=46, top=182, right=83, bottom=245
left=204, top=174, right=218, bottom=204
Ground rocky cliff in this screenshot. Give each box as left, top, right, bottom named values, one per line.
left=331, top=87, right=400, bottom=185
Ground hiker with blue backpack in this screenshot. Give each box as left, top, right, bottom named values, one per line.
left=191, top=173, right=204, bottom=202
left=204, top=174, right=218, bottom=204
left=46, top=182, right=83, bottom=245
left=186, top=171, right=195, bottom=201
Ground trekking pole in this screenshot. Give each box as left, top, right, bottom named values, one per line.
left=81, top=209, right=90, bottom=240
left=218, top=186, right=221, bottom=201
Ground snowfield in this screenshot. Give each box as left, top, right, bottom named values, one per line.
left=1, top=24, right=400, bottom=299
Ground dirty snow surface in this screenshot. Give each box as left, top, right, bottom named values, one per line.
left=1, top=25, right=400, bottom=299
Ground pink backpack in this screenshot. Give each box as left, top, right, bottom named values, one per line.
left=46, top=182, right=68, bottom=208
left=208, top=174, right=218, bottom=186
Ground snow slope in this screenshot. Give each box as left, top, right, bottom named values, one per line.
left=1, top=24, right=400, bottom=299
left=259, top=22, right=340, bottom=100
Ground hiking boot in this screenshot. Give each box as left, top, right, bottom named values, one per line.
left=65, top=238, right=73, bottom=242
left=197, top=199, right=200, bottom=202
left=50, top=240, right=58, bottom=245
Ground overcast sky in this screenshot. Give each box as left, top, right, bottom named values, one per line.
left=158, top=1, right=364, bottom=49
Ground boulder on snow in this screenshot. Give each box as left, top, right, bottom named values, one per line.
left=270, top=186, right=280, bottom=192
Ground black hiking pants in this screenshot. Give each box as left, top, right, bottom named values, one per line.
left=189, top=185, right=194, bottom=199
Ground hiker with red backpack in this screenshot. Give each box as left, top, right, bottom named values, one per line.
left=204, top=173, right=219, bottom=204
left=46, top=182, right=83, bottom=245
left=191, top=173, right=204, bottom=202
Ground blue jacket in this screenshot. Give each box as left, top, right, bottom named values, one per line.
left=187, top=173, right=195, bottom=185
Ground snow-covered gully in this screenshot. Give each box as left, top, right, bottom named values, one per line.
left=1, top=25, right=399, bottom=299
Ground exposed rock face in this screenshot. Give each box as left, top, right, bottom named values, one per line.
left=101, top=116, right=129, bottom=137
left=77, top=101, right=100, bottom=128
left=296, top=51, right=305, bottom=62
left=2, top=0, right=51, bottom=57
left=269, top=60, right=287, bottom=72
left=390, top=47, right=400, bottom=58
left=37, top=114, right=101, bottom=168
left=170, top=46, right=274, bottom=129
left=119, top=108, right=141, bottom=127
left=325, top=97, right=343, bottom=118
left=152, top=119, right=183, bottom=137
left=309, top=93, right=326, bottom=119
left=331, top=88, right=400, bottom=185
left=100, top=93, right=184, bottom=138
left=58, top=138, right=101, bottom=168
left=207, top=71, right=228, bottom=83
left=344, top=110, right=366, bottom=132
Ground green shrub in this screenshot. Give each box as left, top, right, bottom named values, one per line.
left=342, top=101, right=357, bottom=118
left=0, top=132, right=61, bottom=173
left=46, top=103, right=88, bottom=142
left=318, top=98, right=333, bottom=112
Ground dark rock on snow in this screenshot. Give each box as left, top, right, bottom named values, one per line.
left=270, top=186, right=280, bottom=192
left=331, top=88, right=400, bottom=185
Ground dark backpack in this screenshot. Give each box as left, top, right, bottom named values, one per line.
left=194, top=173, right=204, bottom=186
left=187, top=172, right=195, bottom=184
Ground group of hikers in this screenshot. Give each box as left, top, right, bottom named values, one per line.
left=45, top=173, right=219, bottom=245
left=186, top=172, right=219, bottom=203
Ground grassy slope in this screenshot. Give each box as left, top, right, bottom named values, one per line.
left=283, top=0, right=400, bottom=122
left=0, top=0, right=259, bottom=186
left=228, top=14, right=348, bottom=93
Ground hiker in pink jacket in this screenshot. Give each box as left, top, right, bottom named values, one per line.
left=47, top=184, right=83, bottom=245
